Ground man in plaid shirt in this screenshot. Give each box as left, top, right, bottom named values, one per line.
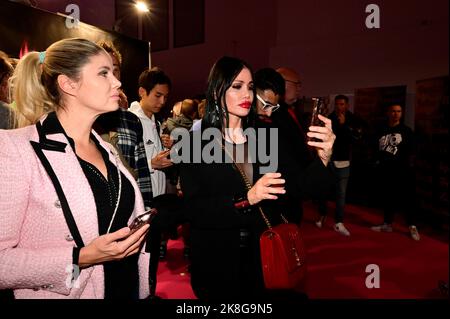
left=115, top=109, right=154, bottom=208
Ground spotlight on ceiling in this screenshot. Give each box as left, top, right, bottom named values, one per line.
left=135, top=1, right=149, bottom=13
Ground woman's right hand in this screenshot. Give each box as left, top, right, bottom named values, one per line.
left=78, top=224, right=150, bottom=269
left=247, top=173, right=286, bottom=205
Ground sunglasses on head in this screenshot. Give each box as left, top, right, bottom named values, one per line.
left=256, top=94, right=280, bottom=112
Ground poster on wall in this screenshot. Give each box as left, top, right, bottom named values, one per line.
left=415, top=76, right=449, bottom=223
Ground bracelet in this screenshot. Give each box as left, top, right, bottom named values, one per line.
left=72, top=247, right=81, bottom=266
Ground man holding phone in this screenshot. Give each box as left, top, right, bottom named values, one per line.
left=130, top=67, right=173, bottom=298
left=131, top=67, right=173, bottom=196
left=263, top=67, right=334, bottom=225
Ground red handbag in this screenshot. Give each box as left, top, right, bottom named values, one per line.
left=259, top=213, right=307, bottom=290
left=220, top=140, right=307, bottom=290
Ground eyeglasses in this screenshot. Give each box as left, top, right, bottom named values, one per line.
left=256, top=94, right=280, bottom=112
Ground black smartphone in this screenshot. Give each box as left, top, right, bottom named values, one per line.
left=128, top=208, right=158, bottom=235
left=308, top=98, right=326, bottom=142
left=310, top=98, right=326, bottom=127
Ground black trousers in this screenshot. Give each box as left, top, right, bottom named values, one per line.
left=377, top=165, right=418, bottom=226
left=146, top=193, right=186, bottom=296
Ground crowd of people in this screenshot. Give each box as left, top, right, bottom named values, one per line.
left=0, top=37, right=421, bottom=300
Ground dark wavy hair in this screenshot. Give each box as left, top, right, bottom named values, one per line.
left=203, top=56, right=256, bottom=131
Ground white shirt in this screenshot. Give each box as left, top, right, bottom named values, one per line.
left=129, top=101, right=141, bottom=112
left=130, top=105, right=166, bottom=197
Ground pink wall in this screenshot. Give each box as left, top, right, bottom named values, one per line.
left=271, top=0, right=449, bottom=96
left=270, top=0, right=449, bottom=126
left=152, top=0, right=448, bottom=126
left=32, top=0, right=449, bottom=125
left=152, top=0, right=277, bottom=100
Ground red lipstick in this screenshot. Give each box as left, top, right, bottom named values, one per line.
left=239, top=101, right=251, bottom=109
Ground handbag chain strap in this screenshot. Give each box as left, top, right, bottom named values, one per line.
left=219, top=139, right=289, bottom=230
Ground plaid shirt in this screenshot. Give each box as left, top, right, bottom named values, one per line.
left=114, top=109, right=154, bottom=208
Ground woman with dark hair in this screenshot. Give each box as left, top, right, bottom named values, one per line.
left=179, top=57, right=335, bottom=300
left=0, top=38, right=150, bottom=299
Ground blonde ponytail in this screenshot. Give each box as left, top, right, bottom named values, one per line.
left=10, top=38, right=104, bottom=128
left=10, top=52, right=55, bottom=128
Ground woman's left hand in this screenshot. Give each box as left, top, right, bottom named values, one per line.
left=307, top=114, right=336, bottom=166
left=247, top=173, right=286, bottom=205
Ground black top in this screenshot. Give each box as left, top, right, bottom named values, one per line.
left=256, top=116, right=334, bottom=223
left=43, top=112, right=138, bottom=299
left=224, top=139, right=253, bottom=184
left=271, top=103, right=312, bottom=168
left=374, top=123, right=414, bottom=170
left=329, top=111, right=363, bottom=161
left=179, top=130, right=332, bottom=300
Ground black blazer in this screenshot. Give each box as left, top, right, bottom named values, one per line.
left=259, top=112, right=334, bottom=223
left=179, top=130, right=330, bottom=300
left=179, top=133, right=282, bottom=299
left=271, top=104, right=312, bottom=169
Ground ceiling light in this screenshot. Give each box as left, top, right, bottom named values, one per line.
left=135, top=1, right=149, bottom=13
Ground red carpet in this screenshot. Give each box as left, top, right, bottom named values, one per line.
left=156, top=202, right=449, bottom=299
left=155, top=238, right=195, bottom=299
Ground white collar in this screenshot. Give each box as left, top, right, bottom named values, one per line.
left=134, top=105, right=155, bottom=122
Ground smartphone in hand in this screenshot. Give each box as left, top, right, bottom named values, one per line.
left=128, top=208, right=158, bottom=235
left=308, top=98, right=326, bottom=142
left=310, top=98, right=326, bottom=127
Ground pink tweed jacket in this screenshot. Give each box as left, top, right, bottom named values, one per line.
left=0, top=122, right=150, bottom=299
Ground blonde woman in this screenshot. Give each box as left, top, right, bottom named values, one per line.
left=0, top=38, right=150, bottom=299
